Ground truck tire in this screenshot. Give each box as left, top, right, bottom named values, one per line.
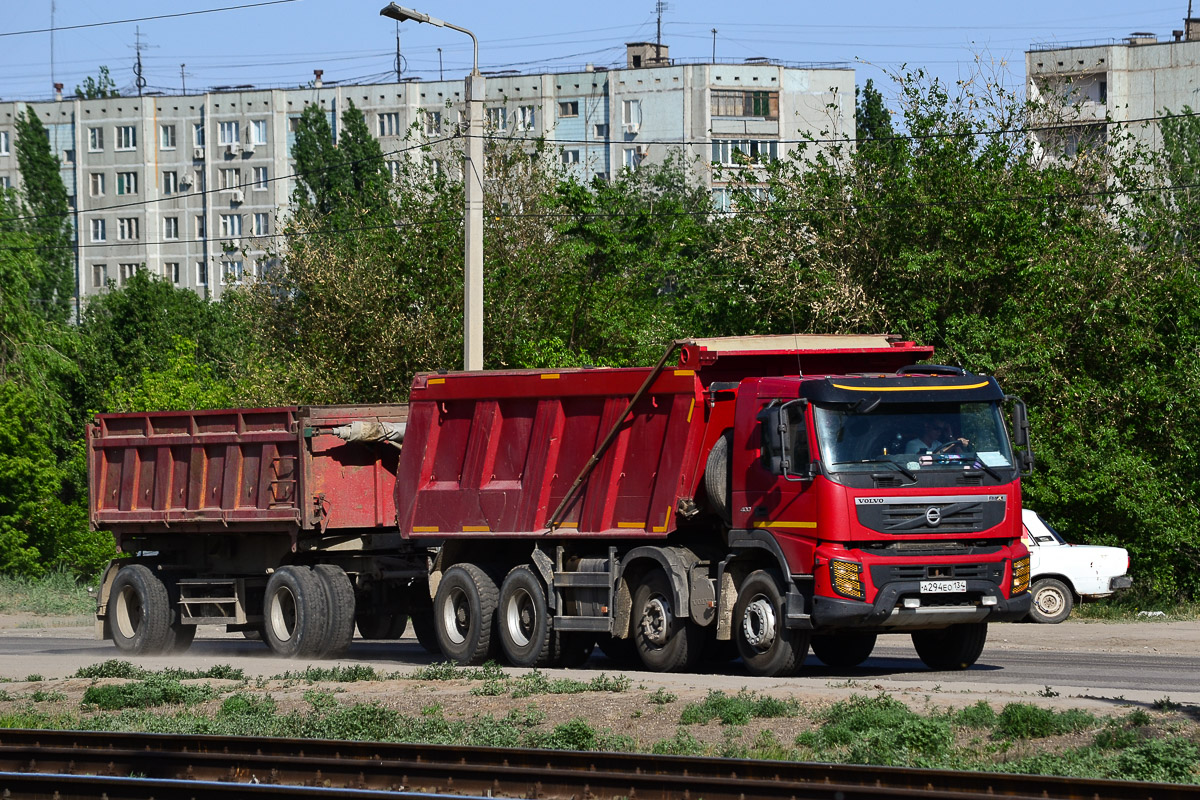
left=313, top=564, right=355, bottom=658
left=411, top=614, right=440, bottom=654
left=109, top=564, right=175, bottom=656
left=632, top=569, right=704, bottom=672
left=1029, top=578, right=1074, bottom=624
left=434, top=563, right=499, bottom=665
left=912, top=623, right=988, bottom=670
left=498, top=565, right=554, bottom=667
left=705, top=430, right=733, bottom=523
left=355, top=612, right=407, bottom=640
left=811, top=633, right=876, bottom=668
left=263, top=566, right=330, bottom=658
left=734, top=570, right=810, bottom=677
left=597, top=634, right=640, bottom=667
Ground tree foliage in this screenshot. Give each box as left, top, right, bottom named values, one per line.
left=15, top=107, right=74, bottom=323
left=74, top=66, right=119, bottom=100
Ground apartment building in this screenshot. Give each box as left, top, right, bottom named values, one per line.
left=0, top=43, right=853, bottom=305
left=1026, top=17, right=1200, bottom=157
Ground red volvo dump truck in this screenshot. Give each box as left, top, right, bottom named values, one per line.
left=90, top=335, right=1033, bottom=676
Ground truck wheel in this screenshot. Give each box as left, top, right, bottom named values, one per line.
left=704, top=430, right=733, bottom=523
left=109, top=564, right=174, bottom=655
left=355, top=612, right=407, bottom=640
left=811, top=633, right=876, bottom=668
left=1029, top=578, right=1074, bottom=624
left=411, top=614, right=440, bottom=654
left=313, top=564, right=355, bottom=659
left=734, top=570, right=810, bottom=677
left=912, top=623, right=988, bottom=670
left=263, top=566, right=330, bottom=658
left=434, top=563, right=499, bottom=665
left=498, top=565, right=554, bottom=667
left=633, top=569, right=703, bottom=672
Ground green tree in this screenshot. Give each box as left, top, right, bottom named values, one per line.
left=74, top=66, right=119, bottom=99
left=15, top=106, right=74, bottom=323
left=290, top=104, right=350, bottom=214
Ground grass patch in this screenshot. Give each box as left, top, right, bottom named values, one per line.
left=272, top=665, right=383, bottom=683
left=0, top=571, right=96, bottom=616
left=81, top=675, right=216, bottom=710
left=994, top=703, right=1098, bottom=740
left=799, top=694, right=952, bottom=767
left=73, top=661, right=245, bottom=682
left=679, top=690, right=799, bottom=726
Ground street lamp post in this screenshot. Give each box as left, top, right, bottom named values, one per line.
left=380, top=3, right=485, bottom=372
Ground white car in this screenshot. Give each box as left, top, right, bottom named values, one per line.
left=1021, top=508, right=1132, bottom=623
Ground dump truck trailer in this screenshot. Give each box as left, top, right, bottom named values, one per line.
left=91, top=335, right=1032, bottom=675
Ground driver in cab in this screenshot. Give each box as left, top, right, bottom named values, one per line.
left=906, top=419, right=969, bottom=454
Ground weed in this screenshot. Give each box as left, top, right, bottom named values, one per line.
left=75, top=661, right=144, bottom=680
left=82, top=676, right=215, bottom=710
left=528, top=718, right=634, bottom=752
left=406, top=661, right=461, bottom=681
left=648, top=687, right=677, bottom=705
left=24, top=675, right=43, bottom=682
left=0, top=690, right=11, bottom=701
left=220, top=693, right=277, bottom=717
left=1125, top=709, right=1153, bottom=727
left=1153, top=696, right=1180, bottom=711
left=995, top=703, right=1097, bottom=740
left=304, top=690, right=340, bottom=711
left=30, top=690, right=67, bottom=702
left=470, top=679, right=507, bottom=697
left=746, top=729, right=799, bottom=761
left=274, top=665, right=381, bottom=683
left=954, top=701, right=997, bottom=729
left=652, top=727, right=706, bottom=756
left=810, top=694, right=952, bottom=767
left=1111, top=738, right=1200, bottom=783
left=1038, top=686, right=1060, bottom=698
left=680, top=690, right=799, bottom=726
left=0, top=571, right=96, bottom=616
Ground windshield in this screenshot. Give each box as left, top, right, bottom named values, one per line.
left=812, top=401, right=1015, bottom=476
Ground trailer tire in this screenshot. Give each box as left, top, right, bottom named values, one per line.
left=912, top=623, right=988, bottom=670
left=411, top=614, right=440, bottom=654
left=498, top=565, right=554, bottom=667
left=355, top=612, right=407, bottom=640
left=109, top=564, right=174, bottom=656
left=314, top=564, right=355, bottom=659
left=1028, top=578, right=1074, bottom=624
left=734, top=570, right=809, bottom=677
left=434, top=563, right=499, bottom=665
left=263, top=566, right=329, bottom=658
left=704, top=430, right=733, bottom=523
left=633, top=569, right=704, bottom=672
left=811, top=633, right=876, bottom=668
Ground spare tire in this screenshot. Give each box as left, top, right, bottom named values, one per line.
left=705, top=429, right=733, bottom=523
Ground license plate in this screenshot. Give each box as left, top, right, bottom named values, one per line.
left=920, top=579, right=966, bottom=593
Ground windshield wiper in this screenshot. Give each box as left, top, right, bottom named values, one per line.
left=836, top=458, right=917, bottom=483
left=972, top=460, right=1003, bottom=481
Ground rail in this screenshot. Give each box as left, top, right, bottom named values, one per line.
left=1, top=729, right=1195, bottom=800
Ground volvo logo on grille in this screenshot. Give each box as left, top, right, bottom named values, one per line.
left=925, top=506, right=942, bottom=526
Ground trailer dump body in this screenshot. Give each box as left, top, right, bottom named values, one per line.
left=89, top=335, right=1031, bottom=676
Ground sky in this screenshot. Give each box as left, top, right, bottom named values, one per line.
left=0, top=1, right=1194, bottom=104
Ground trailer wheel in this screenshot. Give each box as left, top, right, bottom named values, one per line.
left=498, top=565, right=554, bottom=667
left=911, top=623, right=988, bottom=670
left=109, top=564, right=174, bottom=656
left=434, top=563, right=499, bottom=665
left=633, top=569, right=704, bottom=672
left=1029, top=578, right=1074, bottom=624
left=811, top=633, right=876, bottom=668
left=263, top=566, right=330, bottom=658
left=734, top=570, right=809, bottom=677
left=313, top=565, right=355, bottom=659
left=410, top=614, right=440, bottom=654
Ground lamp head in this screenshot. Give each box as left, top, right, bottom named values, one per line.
left=379, top=4, right=444, bottom=27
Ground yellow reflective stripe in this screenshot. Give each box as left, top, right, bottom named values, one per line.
left=831, top=381, right=990, bottom=392
left=427, top=378, right=446, bottom=385
left=652, top=506, right=672, bottom=533
left=674, top=369, right=695, bottom=376
left=617, top=522, right=646, bottom=529
left=411, top=526, right=439, bottom=532
left=462, top=525, right=491, bottom=532
left=686, top=398, right=695, bottom=423
left=750, top=520, right=817, bottom=529
left=540, top=373, right=560, bottom=380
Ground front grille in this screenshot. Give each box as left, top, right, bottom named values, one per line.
left=860, top=541, right=1003, bottom=557
left=870, top=562, right=1004, bottom=586
left=881, top=503, right=982, bottom=532
left=855, top=497, right=1007, bottom=534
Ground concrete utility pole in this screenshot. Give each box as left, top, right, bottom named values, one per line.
left=380, top=3, right=485, bottom=371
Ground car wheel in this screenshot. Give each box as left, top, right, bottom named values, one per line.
left=1029, top=577, right=1074, bottom=624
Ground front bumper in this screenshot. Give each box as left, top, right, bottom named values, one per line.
left=812, top=579, right=1031, bottom=631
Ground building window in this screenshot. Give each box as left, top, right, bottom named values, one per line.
left=424, top=110, right=442, bottom=135
left=558, top=100, right=579, bottom=118
left=116, top=171, right=138, bottom=195
left=251, top=119, right=268, bottom=145
left=711, top=89, right=779, bottom=119
left=561, top=149, right=580, bottom=165
left=160, top=124, right=176, bottom=149
left=594, top=123, right=608, bottom=138
left=486, top=107, right=507, bottom=131
left=193, top=123, right=205, bottom=147
left=219, top=213, right=242, bottom=237
left=163, top=171, right=178, bottom=194
left=253, top=212, right=269, bottom=236
left=90, top=218, right=106, bottom=242
left=221, top=260, right=245, bottom=285
left=92, top=264, right=108, bottom=288
left=711, top=138, right=778, bottom=164
left=116, top=125, right=137, bottom=150
left=196, top=261, right=208, bottom=286
left=387, top=160, right=401, bottom=179
left=0, top=131, right=9, bottom=155
left=195, top=215, right=206, bottom=239
left=119, top=263, right=140, bottom=284
left=253, top=166, right=268, bottom=190
left=163, top=217, right=179, bottom=240
left=515, top=106, right=536, bottom=131
left=623, top=147, right=642, bottom=169
left=0, top=176, right=9, bottom=189
left=219, top=168, right=241, bottom=190
left=378, top=112, right=400, bottom=137
left=88, top=127, right=103, bottom=151
left=164, top=262, right=180, bottom=284
left=89, top=173, right=105, bottom=197
left=117, top=218, right=139, bottom=240
left=218, top=121, right=239, bottom=145
left=621, top=99, right=642, bottom=131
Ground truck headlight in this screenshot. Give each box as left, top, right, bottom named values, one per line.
left=1011, top=555, right=1030, bottom=595
left=830, top=559, right=865, bottom=600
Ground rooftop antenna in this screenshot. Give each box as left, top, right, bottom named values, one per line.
left=655, top=0, right=668, bottom=63
left=50, top=1, right=56, bottom=91
left=180, top=63, right=187, bottom=95
left=393, top=21, right=404, bottom=81
left=131, top=26, right=155, bottom=96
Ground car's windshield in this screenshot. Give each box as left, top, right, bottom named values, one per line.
left=812, top=401, right=1014, bottom=476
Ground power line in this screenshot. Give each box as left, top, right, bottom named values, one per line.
left=0, top=1, right=302, bottom=38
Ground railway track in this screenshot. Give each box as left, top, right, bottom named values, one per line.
left=0, top=728, right=1195, bottom=799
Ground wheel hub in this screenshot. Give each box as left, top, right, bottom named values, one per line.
left=1036, top=588, right=1064, bottom=614
left=742, top=596, right=777, bottom=651
left=640, top=596, right=673, bottom=646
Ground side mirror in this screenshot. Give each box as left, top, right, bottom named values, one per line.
left=1007, top=396, right=1035, bottom=475
left=757, top=399, right=811, bottom=481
